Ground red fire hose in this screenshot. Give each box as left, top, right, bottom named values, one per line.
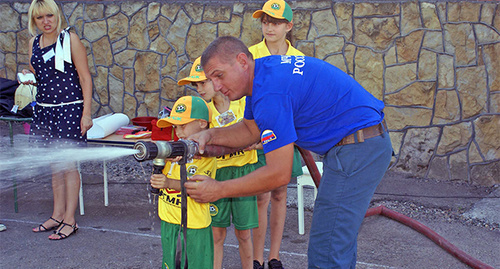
left=296, top=146, right=321, bottom=188
left=297, top=147, right=495, bottom=269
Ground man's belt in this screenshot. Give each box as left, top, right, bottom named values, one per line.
left=335, top=120, right=387, bottom=147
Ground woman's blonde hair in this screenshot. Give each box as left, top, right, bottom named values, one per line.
left=28, top=0, right=63, bottom=36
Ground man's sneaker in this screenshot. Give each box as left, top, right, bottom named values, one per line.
left=268, top=259, right=284, bottom=269
left=253, top=260, right=264, bottom=269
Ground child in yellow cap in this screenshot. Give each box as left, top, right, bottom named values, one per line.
left=250, top=0, right=303, bottom=57
left=151, top=95, right=217, bottom=269
left=249, top=1, right=305, bottom=269
left=178, top=57, right=259, bottom=269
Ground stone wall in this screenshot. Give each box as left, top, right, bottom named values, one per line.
left=0, top=0, right=499, bottom=185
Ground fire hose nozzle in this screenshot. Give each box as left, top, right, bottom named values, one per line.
left=133, top=141, right=158, bottom=162
left=133, top=140, right=199, bottom=162
left=133, top=140, right=199, bottom=195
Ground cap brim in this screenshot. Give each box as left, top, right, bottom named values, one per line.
left=177, top=76, right=207, bottom=86
left=252, top=10, right=265, bottom=19
left=156, top=117, right=195, bottom=128
left=253, top=10, right=288, bottom=21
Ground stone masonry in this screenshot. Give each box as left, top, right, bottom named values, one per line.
left=0, top=0, right=498, bottom=185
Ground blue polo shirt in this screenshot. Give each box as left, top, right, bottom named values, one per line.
left=244, top=55, right=385, bottom=155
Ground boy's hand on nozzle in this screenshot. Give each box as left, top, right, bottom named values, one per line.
left=150, top=174, right=169, bottom=189
left=166, top=156, right=183, bottom=163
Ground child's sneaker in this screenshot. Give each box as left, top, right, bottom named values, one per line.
left=268, top=259, right=284, bottom=269
left=253, top=260, right=264, bottom=269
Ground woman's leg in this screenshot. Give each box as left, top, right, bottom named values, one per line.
left=48, top=163, right=80, bottom=239
left=33, top=167, right=65, bottom=232
left=63, top=166, right=80, bottom=224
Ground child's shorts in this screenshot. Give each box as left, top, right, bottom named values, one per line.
left=161, top=221, right=214, bottom=269
left=210, top=164, right=259, bottom=230
left=255, top=146, right=304, bottom=178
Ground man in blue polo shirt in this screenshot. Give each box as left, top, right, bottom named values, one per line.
left=185, top=36, right=393, bottom=269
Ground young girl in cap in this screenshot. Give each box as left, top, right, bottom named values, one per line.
left=248, top=1, right=304, bottom=268
left=178, top=57, right=259, bottom=269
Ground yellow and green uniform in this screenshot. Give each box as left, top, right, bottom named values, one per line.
left=208, top=97, right=258, bottom=168
left=207, top=97, right=259, bottom=230
left=158, top=157, right=217, bottom=269
left=248, top=39, right=304, bottom=59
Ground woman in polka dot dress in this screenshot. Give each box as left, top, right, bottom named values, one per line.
left=21, top=0, right=92, bottom=240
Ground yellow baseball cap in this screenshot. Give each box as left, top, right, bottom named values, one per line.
left=252, top=0, right=293, bottom=22
left=156, top=96, right=212, bottom=127
left=177, top=57, right=207, bottom=86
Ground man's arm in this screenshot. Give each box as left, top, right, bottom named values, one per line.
left=189, top=118, right=261, bottom=153
left=186, top=143, right=294, bottom=202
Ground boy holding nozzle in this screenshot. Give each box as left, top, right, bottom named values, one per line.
left=150, top=95, right=216, bottom=269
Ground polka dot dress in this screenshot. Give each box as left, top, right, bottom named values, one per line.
left=30, top=32, right=86, bottom=147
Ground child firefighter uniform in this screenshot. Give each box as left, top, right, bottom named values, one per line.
left=158, top=160, right=216, bottom=229
left=154, top=95, right=217, bottom=269
left=156, top=96, right=216, bottom=228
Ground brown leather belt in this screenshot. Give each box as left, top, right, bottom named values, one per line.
left=335, top=120, right=387, bottom=147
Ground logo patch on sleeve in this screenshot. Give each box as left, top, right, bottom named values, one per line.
left=261, top=130, right=277, bottom=145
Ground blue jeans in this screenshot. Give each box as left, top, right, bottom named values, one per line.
left=308, top=132, right=393, bottom=268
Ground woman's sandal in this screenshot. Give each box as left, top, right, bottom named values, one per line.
left=32, top=217, right=63, bottom=233
left=49, top=222, right=78, bottom=240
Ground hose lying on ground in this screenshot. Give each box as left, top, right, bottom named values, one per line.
left=297, top=146, right=495, bottom=269
left=365, top=206, right=495, bottom=269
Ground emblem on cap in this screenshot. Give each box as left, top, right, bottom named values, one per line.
left=271, top=3, right=280, bottom=10
left=195, top=64, right=203, bottom=72
left=175, top=104, right=186, bottom=113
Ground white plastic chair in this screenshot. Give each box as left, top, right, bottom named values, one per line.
left=297, top=161, right=322, bottom=235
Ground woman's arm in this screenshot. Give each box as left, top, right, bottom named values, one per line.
left=27, top=37, right=35, bottom=74
left=20, top=37, right=37, bottom=84
left=70, top=32, right=93, bottom=135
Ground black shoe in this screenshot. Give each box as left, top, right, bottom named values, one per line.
left=253, top=260, right=264, bottom=269
left=268, top=259, right=284, bottom=269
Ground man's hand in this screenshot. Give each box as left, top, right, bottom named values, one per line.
left=185, top=175, right=222, bottom=203
left=245, top=142, right=263, bottom=151
left=187, top=129, right=213, bottom=155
